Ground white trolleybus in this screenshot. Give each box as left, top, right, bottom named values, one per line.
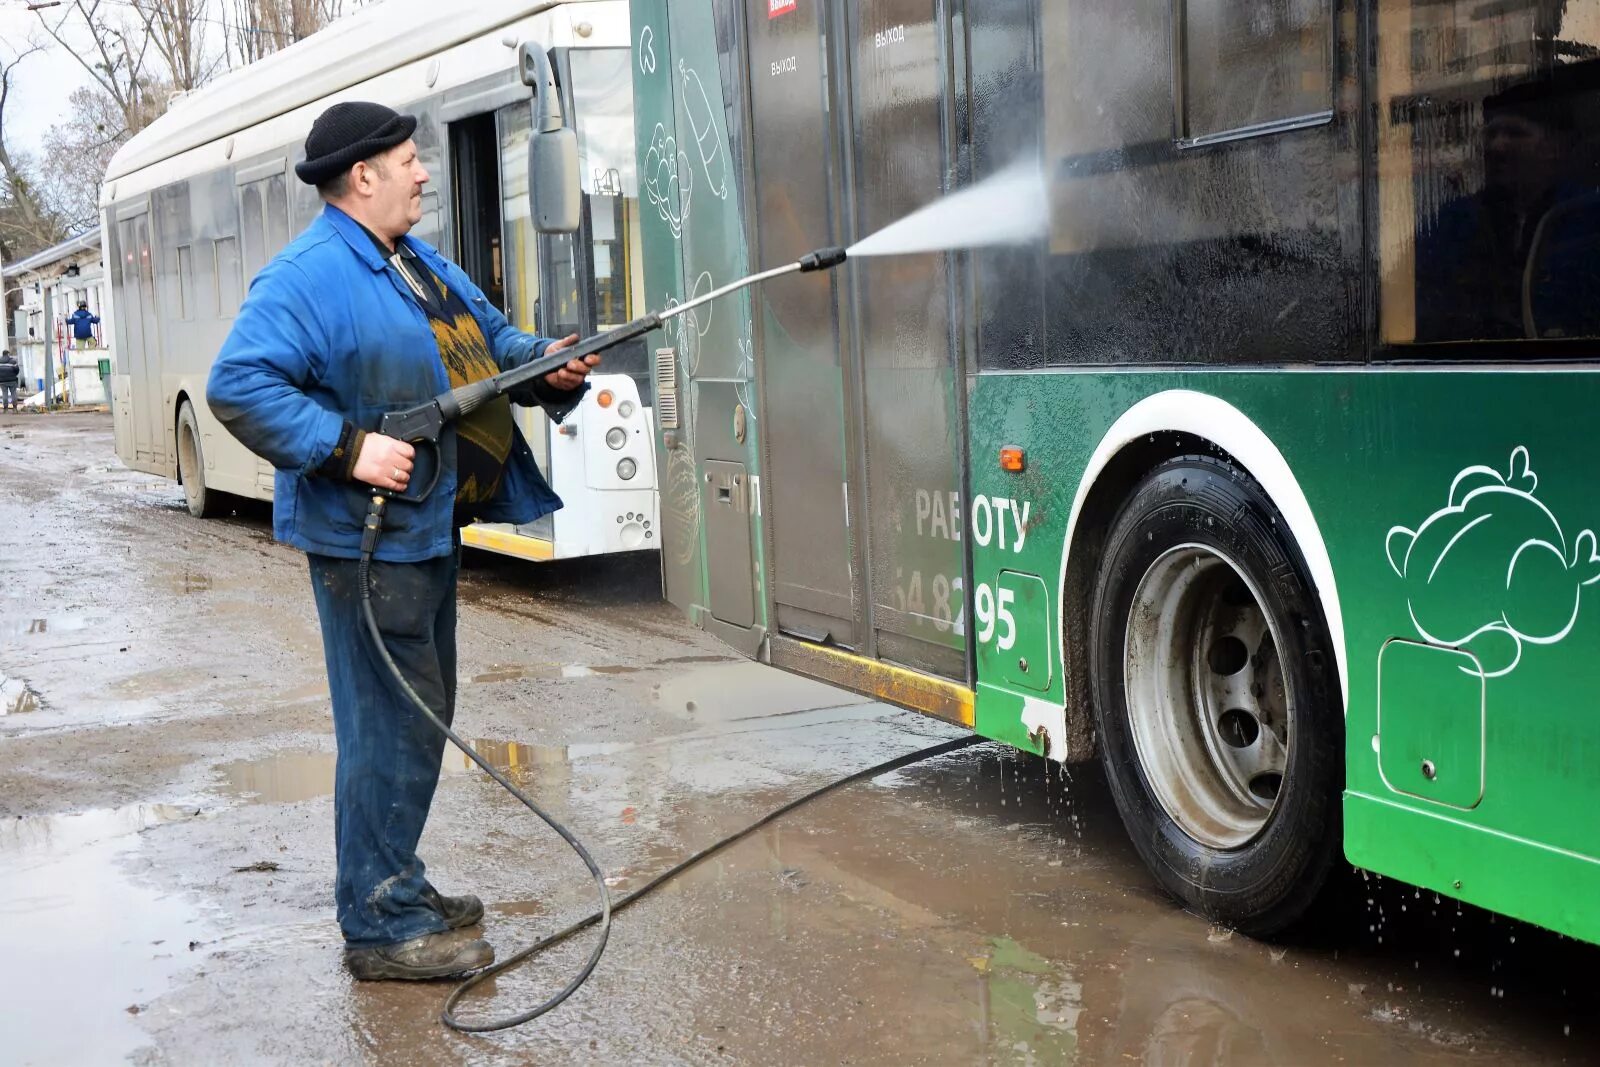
left=101, top=0, right=659, bottom=562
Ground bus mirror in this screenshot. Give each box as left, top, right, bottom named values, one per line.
left=518, top=42, right=581, bottom=234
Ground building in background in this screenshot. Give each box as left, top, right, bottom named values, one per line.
left=3, top=228, right=112, bottom=408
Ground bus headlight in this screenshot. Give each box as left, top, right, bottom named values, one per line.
left=617, top=457, right=638, bottom=481
left=606, top=427, right=627, bottom=450
left=618, top=400, right=636, bottom=419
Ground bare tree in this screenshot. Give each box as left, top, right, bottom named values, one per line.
left=33, top=1, right=163, bottom=139
left=37, top=86, right=132, bottom=234
left=0, top=38, right=69, bottom=263
left=133, top=0, right=224, bottom=94
left=226, top=0, right=361, bottom=66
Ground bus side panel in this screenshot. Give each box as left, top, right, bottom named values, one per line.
left=632, top=0, right=767, bottom=647
left=967, top=368, right=1600, bottom=948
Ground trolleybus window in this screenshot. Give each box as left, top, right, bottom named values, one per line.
left=1177, top=0, right=1332, bottom=144
left=539, top=48, right=649, bottom=398
left=1379, top=0, right=1600, bottom=349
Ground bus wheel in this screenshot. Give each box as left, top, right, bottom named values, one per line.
left=176, top=400, right=225, bottom=519
left=1089, top=456, right=1342, bottom=936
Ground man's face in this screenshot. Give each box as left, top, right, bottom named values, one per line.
left=1484, top=113, right=1561, bottom=197
left=359, top=139, right=430, bottom=238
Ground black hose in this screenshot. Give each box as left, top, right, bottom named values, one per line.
left=357, top=494, right=981, bottom=1034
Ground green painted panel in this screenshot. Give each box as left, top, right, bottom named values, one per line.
left=965, top=368, right=1600, bottom=944
left=1376, top=640, right=1484, bottom=809
left=996, top=571, right=1052, bottom=693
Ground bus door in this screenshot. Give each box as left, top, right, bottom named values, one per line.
left=746, top=0, right=970, bottom=682
left=112, top=205, right=163, bottom=467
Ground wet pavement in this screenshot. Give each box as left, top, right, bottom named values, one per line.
left=1, top=411, right=1597, bottom=1066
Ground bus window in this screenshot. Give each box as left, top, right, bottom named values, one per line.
left=450, top=112, right=506, bottom=314
left=540, top=47, right=649, bottom=398
left=568, top=47, right=642, bottom=332
left=1177, top=0, right=1332, bottom=144
left=1379, top=2, right=1600, bottom=347
left=497, top=103, right=543, bottom=334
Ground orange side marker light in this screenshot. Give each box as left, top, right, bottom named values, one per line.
left=1000, top=447, right=1025, bottom=473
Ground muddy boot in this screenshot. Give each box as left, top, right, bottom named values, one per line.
left=422, top=886, right=485, bottom=930
left=344, top=930, right=494, bottom=981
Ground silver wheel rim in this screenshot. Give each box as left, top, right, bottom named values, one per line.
left=179, top=418, right=202, bottom=510
left=1123, top=544, right=1291, bottom=850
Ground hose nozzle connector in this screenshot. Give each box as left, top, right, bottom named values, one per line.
left=798, top=245, right=848, bottom=273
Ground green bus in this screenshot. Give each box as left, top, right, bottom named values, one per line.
left=624, top=0, right=1600, bottom=942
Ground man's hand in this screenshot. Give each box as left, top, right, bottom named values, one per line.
left=542, top=334, right=600, bottom=391
left=353, top=432, right=415, bottom=493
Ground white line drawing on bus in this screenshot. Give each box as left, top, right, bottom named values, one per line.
left=679, top=60, right=729, bottom=200
left=638, top=25, right=657, bottom=74
left=662, top=272, right=715, bottom=376
left=1385, top=446, right=1600, bottom=678
left=735, top=335, right=756, bottom=423
left=644, top=122, right=692, bottom=239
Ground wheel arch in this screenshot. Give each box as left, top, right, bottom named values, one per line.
left=173, top=388, right=197, bottom=486
left=1057, top=390, right=1350, bottom=757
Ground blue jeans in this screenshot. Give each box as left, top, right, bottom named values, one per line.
left=1, top=383, right=16, bottom=408
left=307, top=548, right=460, bottom=947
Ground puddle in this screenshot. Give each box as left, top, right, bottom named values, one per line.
left=969, top=937, right=1082, bottom=1060
left=471, top=662, right=640, bottom=683
left=1, top=614, right=93, bottom=638
left=492, top=899, right=547, bottom=918
left=653, top=660, right=874, bottom=720
left=170, top=569, right=214, bottom=594
left=2, top=672, right=39, bottom=714
left=214, top=738, right=579, bottom=805
left=0, top=804, right=212, bottom=1065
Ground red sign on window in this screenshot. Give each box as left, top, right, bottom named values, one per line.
left=769, top=0, right=797, bottom=18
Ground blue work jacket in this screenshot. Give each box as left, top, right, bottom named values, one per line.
left=208, top=204, right=581, bottom=562
left=66, top=308, right=100, bottom=339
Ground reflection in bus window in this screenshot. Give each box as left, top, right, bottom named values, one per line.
left=1180, top=0, right=1331, bottom=141
left=1381, top=2, right=1600, bottom=346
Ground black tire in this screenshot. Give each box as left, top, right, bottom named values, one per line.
left=1088, top=455, right=1342, bottom=936
left=176, top=400, right=226, bottom=519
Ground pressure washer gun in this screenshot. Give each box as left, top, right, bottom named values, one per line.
left=361, top=246, right=848, bottom=548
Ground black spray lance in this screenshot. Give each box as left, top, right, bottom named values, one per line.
left=369, top=245, right=848, bottom=519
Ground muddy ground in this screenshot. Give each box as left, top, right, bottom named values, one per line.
left=1, top=411, right=1596, bottom=1066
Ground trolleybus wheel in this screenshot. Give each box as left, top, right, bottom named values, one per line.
left=176, top=400, right=225, bottom=519
left=1089, top=455, right=1342, bottom=936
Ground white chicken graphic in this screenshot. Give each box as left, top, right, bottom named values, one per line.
left=1385, top=447, right=1600, bottom=678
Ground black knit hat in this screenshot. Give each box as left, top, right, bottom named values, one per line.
left=295, top=101, right=418, bottom=187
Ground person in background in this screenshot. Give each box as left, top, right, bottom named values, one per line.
left=0, top=350, right=19, bottom=411
left=65, top=301, right=100, bottom=349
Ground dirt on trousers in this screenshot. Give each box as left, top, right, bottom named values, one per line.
left=1, top=411, right=1596, bottom=1066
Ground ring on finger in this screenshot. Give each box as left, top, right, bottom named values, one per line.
left=393, top=467, right=403, bottom=480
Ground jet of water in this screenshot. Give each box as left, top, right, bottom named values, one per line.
left=846, top=157, right=1047, bottom=258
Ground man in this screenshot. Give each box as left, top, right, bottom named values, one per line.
left=207, top=102, right=597, bottom=980
left=0, top=350, right=19, bottom=411
left=65, top=301, right=99, bottom=349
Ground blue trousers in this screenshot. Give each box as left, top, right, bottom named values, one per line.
left=308, top=548, right=460, bottom=947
